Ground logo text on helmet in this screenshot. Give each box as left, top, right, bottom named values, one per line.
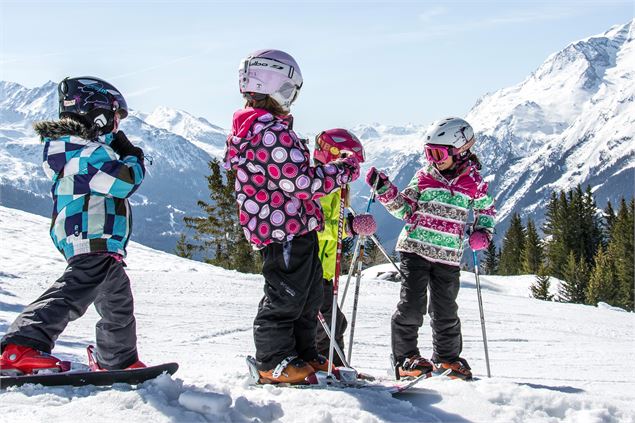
left=249, top=59, right=284, bottom=70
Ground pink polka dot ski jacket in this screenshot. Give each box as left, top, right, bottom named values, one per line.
left=224, top=108, right=356, bottom=249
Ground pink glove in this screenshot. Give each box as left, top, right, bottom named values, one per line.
left=352, top=213, right=377, bottom=236
left=334, top=155, right=360, bottom=184
left=365, top=167, right=389, bottom=191
left=469, top=231, right=490, bottom=251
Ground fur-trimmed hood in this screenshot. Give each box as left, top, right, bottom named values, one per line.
left=33, top=118, right=101, bottom=140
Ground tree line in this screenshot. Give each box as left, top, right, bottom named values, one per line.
left=483, top=185, right=633, bottom=311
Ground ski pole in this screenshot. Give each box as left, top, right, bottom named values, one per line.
left=339, top=180, right=378, bottom=308
left=347, top=236, right=365, bottom=364
left=327, top=184, right=348, bottom=380
left=347, top=208, right=407, bottom=281
left=473, top=250, right=491, bottom=378
left=317, top=311, right=350, bottom=368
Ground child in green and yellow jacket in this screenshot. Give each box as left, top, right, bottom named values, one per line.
left=313, top=129, right=375, bottom=366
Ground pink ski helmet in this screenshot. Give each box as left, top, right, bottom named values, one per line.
left=239, top=49, right=303, bottom=113
left=314, top=128, right=365, bottom=164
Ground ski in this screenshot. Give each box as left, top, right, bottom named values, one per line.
left=246, top=355, right=448, bottom=395
left=0, top=362, right=178, bottom=389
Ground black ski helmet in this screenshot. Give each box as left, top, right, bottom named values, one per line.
left=58, top=76, right=128, bottom=135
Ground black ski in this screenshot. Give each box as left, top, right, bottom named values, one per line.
left=0, top=362, right=178, bottom=389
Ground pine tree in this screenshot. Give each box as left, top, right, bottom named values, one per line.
left=603, top=200, right=617, bottom=241
left=341, top=236, right=356, bottom=276
left=499, top=213, right=526, bottom=275
left=531, top=268, right=553, bottom=301
left=483, top=241, right=499, bottom=275
left=521, top=218, right=543, bottom=274
left=363, top=235, right=384, bottom=267
left=543, top=191, right=568, bottom=279
left=580, top=185, right=603, bottom=265
left=559, top=251, right=590, bottom=304
left=179, top=159, right=260, bottom=273
left=586, top=245, right=619, bottom=307
left=175, top=233, right=194, bottom=259
left=606, top=198, right=634, bottom=310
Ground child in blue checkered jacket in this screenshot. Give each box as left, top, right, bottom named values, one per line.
left=0, top=77, right=148, bottom=375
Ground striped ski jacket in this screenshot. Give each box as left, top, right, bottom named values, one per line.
left=377, top=162, right=496, bottom=267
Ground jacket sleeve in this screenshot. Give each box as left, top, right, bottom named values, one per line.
left=86, top=145, right=146, bottom=199
left=318, top=191, right=342, bottom=241
left=471, top=178, right=496, bottom=236
left=257, top=128, right=356, bottom=201
left=376, top=173, right=421, bottom=221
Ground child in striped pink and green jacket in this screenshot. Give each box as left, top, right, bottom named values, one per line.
left=365, top=117, right=495, bottom=381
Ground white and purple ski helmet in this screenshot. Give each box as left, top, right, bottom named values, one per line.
left=239, top=49, right=303, bottom=113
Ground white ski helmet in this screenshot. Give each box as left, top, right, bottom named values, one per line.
left=424, top=117, right=475, bottom=149
left=239, top=49, right=303, bottom=113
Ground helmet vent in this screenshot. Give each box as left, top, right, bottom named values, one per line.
left=437, top=131, right=445, bottom=137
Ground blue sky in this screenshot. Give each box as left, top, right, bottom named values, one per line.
left=1, top=0, right=632, bottom=132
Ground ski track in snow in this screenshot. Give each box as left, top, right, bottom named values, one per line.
left=1, top=206, right=634, bottom=423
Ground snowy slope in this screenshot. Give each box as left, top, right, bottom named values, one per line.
left=1, top=206, right=633, bottom=423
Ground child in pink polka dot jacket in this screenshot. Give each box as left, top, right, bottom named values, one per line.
left=224, top=49, right=360, bottom=384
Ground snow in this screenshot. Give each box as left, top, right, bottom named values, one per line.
left=1, top=205, right=634, bottom=422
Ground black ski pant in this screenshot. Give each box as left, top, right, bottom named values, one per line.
left=391, top=252, right=462, bottom=364
left=254, top=231, right=324, bottom=371
left=315, top=279, right=348, bottom=366
left=1, top=254, right=139, bottom=370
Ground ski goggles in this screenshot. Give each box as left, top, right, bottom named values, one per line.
left=424, top=136, right=476, bottom=164
left=424, top=144, right=453, bottom=163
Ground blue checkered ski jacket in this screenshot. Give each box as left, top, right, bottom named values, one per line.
left=34, top=119, right=145, bottom=260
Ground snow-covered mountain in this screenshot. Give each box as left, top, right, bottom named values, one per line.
left=465, top=20, right=634, bottom=224
left=140, top=106, right=227, bottom=157
left=1, top=21, right=633, bottom=254
left=1, top=205, right=633, bottom=422
left=349, top=20, right=634, bottom=248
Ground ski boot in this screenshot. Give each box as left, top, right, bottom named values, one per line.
left=87, top=345, right=146, bottom=371
left=257, top=355, right=315, bottom=384
left=434, top=357, right=473, bottom=380
left=305, top=354, right=335, bottom=373
left=0, top=344, right=63, bottom=376
left=395, top=354, right=434, bottom=380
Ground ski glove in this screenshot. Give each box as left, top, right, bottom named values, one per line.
left=469, top=230, right=490, bottom=251
left=365, top=167, right=390, bottom=192
left=332, top=155, right=360, bottom=184
left=111, top=131, right=144, bottom=161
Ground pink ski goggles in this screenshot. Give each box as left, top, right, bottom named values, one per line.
left=424, top=144, right=454, bottom=163
left=424, top=137, right=476, bottom=164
